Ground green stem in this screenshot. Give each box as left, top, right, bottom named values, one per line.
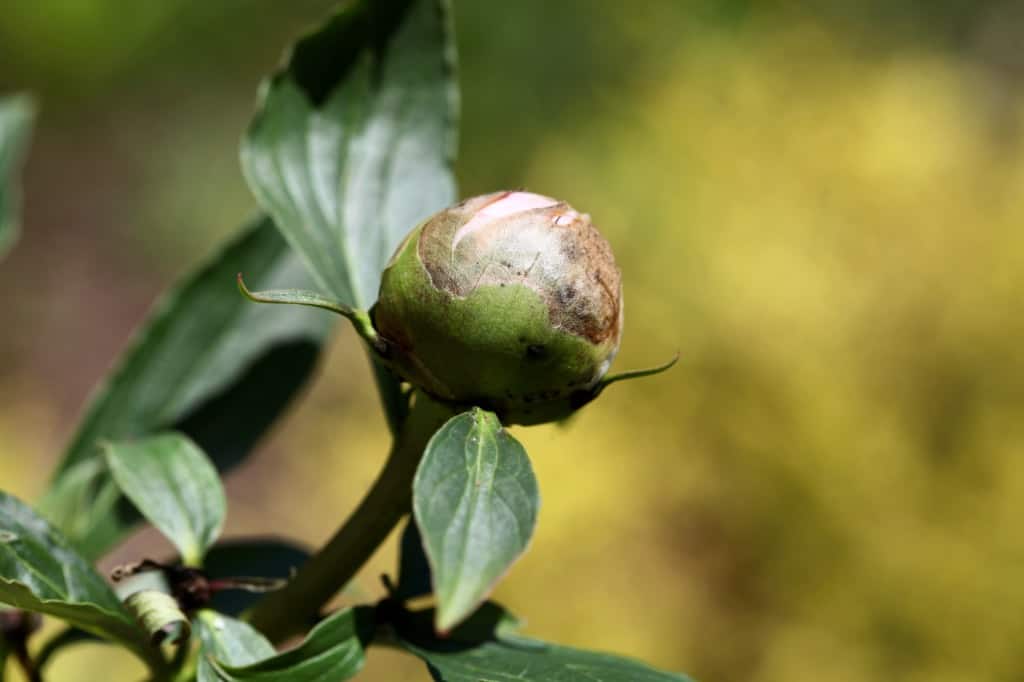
left=244, top=392, right=454, bottom=643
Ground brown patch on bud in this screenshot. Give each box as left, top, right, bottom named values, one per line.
left=417, top=191, right=622, bottom=345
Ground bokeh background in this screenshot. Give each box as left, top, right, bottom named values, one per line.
left=3, top=1, right=1024, bottom=680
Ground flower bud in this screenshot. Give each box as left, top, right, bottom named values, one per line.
left=373, top=191, right=623, bottom=425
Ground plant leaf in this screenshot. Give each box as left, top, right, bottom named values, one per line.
left=394, top=604, right=693, bottom=682
left=41, top=216, right=333, bottom=560
left=195, top=610, right=275, bottom=682
left=0, top=93, right=35, bottom=259
left=394, top=518, right=432, bottom=601
left=406, top=637, right=694, bottom=682
left=413, top=409, right=540, bottom=633
left=196, top=607, right=373, bottom=681
left=240, top=0, right=458, bottom=311
left=202, top=538, right=310, bottom=617
left=104, top=433, right=226, bottom=566
left=0, top=491, right=162, bottom=671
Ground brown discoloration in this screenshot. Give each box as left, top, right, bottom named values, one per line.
left=416, top=191, right=622, bottom=346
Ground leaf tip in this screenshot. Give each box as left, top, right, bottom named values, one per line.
left=237, top=272, right=253, bottom=298
left=599, top=352, right=679, bottom=390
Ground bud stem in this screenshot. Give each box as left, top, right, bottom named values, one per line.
left=243, top=391, right=455, bottom=643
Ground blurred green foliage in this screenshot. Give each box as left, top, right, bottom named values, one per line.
left=3, top=1, right=1024, bottom=681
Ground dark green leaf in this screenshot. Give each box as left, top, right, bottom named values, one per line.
left=41, top=216, right=333, bottom=560
left=202, top=538, right=311, bottom=617
left=0, top=93, right=35, bottom=259
left=0, top=491, right=163, bottom=671
left=413, top=409, right=540, bottom=632
left=241, top=0, right=458, bottom=311
left=394, top=518, right=432, bottom=601
left=104, top=433, right=225, bottom=565
left=394, top=604, right=692, bottom=682
left=407, top=637, right=693, bottom=682
left=197, top=607, right=373, bottom=681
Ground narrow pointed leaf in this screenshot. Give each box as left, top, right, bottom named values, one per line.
left=104, top=433, right=226, bottom=566
left=0, top=491, right=162, bottom=670
left=197, top=607, right=373, bottom=681
left=413, top=409, right=540, bottom=632
left=598, top=354, right=679, bottom=390
left=241, top=0, right=458, bottom=311
left=395, top=604, right=692, bottom=682
left=237, top=275, right=382, bottom=350
left=202, top=538, right=311, bottom=616
left=0, top=93, right=35, bottom=259
left=41, top=217, right=333, bottom=560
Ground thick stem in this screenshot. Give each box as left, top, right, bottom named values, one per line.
left=244, top=392, right=454, bottom=643
left=13, top=643, right=42, bottom=682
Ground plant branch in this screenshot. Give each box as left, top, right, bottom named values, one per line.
left=244, top=391, right=455, bottom=643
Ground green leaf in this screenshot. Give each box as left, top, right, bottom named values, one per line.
left=240, top=0, right=458, bottom=312
left=0, top=491, right=162, bottom=671
left=103, top=433, right=226, bottom=566
left=202, top=538, right=310, bottom=617
left=41, top=216, right=333, bottom=560
left=395, top=604, right=693, bottom=682
left=407, top=637, right=693, bottom=682
left=394, top=518, right=432, bottom=601
left=196, top=607, right=373, bottom=681
left=0, top=93, right=35, bottom=260
left=195, top=610, right=275, bottom=682
left=241, top=0, right=458, bottom=435
left=413, top=408, right=540, bottom=632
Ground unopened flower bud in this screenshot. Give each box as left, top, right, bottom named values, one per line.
left=373, top=191, right=623, bottom=424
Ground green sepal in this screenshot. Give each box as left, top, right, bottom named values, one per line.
left=237, top=273, right=383, bottom=353
left=597, top=353, right=679, bottom=390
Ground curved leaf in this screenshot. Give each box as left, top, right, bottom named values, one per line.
left=197, top=608, right=373, bottom=681
left=0, top=491, right=162, bottom=671
left=413, top=409, right=540, bottom=632
left=41, top=216, right=333, bottom=560
left=202, top=538, right=311, bottom=617
left=0, top=93, right=35, bottom=259
left=241, top=0, right=458, bottom=311
left=195, top=610, right=275, bottom=682
left=104, top=433, right=225, bottom=566
left=395, top=604, right=692, bottom=682
left=408, top=637, right=693, bottom=682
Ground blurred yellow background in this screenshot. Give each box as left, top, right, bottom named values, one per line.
left=3, top=1, right=1024, bottom=680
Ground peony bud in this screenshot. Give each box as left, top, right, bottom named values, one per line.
left=373, top=191, right=623, bottom=425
